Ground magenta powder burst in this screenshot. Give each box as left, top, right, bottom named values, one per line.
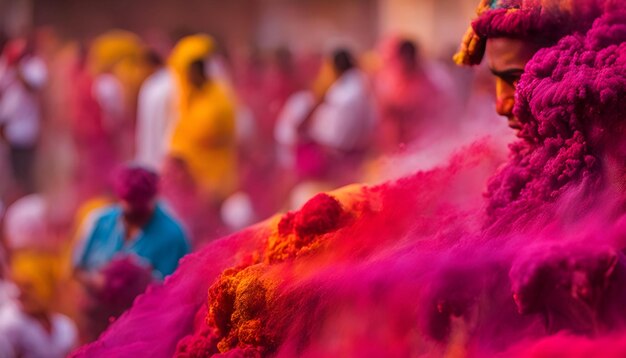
left=72, top=4, right=626, bottom=358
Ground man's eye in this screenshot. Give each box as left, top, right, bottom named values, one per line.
left=501, top=75, right=521, bottom=87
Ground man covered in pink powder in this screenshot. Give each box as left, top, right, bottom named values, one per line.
left=73, top=165, right=190, bottom=281
left=455, top=0, right=602, bottom=131
left=453, top=0, right=617, bottom=221
left=446, top=0, right=626, bottom=339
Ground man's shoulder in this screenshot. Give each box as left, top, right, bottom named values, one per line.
left=152, top=204, right=188, bottom=241
left=82, top=205, right=121, bottom=235
left=141, top=69, right=173, bottom=97
left=91, top=204, right=122, bottom=222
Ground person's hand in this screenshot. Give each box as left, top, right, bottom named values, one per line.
left=76, top=271, right=105, bottom=295
left=86, top=272, right=105, bottom=294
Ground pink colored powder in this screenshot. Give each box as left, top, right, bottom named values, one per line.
left=72, top=5, right=626, bottom=358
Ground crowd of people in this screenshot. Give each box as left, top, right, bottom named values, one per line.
left=0, top=21, right=495, bottom=356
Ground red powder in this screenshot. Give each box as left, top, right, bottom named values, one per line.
left=293, top=193, right=344, bottom=238
left=175, top=328, right=219, bottom=358
left=277, top=212, right=296, bottom=237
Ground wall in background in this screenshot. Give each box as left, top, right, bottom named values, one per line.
left=33, top=0, right=377, bottom=55
left=30, top=0, right=476, bottom=58
left=377, top=0, right=476, bottom=58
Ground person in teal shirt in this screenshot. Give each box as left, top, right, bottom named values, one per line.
left=73, top=165, right=190, bottom=281
left=73, top=164, right=190, bottom=340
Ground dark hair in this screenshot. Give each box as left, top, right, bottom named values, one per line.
left=398, top=40, right=417, bottom=61
left=332, top=48, right=355, bottom=74
left=188, top=58, right=208, bottom=87
left=189, top=58, right=206, bottom=74
left=145, top=49, right=163, bottom=67
left=0, top=32, right=8, bottom=55
left=275, top=46, right=293, bottom=70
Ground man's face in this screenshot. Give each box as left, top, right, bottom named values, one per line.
left=485, top=38, right=540, bottom=130
left=120, top=199, right=155, bottom=225
left=187, top=59, right=208, bottom=89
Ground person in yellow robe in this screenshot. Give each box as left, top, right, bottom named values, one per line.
left=167, top=35, right=238, bottom=205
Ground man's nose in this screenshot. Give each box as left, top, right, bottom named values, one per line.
left=495, top=79, right=515, bottom=117
left=496, top=97, right=515, bottom=117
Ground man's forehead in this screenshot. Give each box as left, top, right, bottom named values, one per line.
left=485, top=38, right=539, bottom=69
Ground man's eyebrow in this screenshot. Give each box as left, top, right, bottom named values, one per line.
left=489, top=68, right=525, bottom=78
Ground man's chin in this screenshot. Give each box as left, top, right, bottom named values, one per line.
left=507, top=118, right=522, bottom=130
left=124, top=211, right=153, bottom=225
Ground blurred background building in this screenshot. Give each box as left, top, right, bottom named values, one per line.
left=0, top=0, right=476, bottom=60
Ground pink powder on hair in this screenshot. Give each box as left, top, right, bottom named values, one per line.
left=113, top=165, right=159, bottom=206
left=485, top=7, right=626, bottom=226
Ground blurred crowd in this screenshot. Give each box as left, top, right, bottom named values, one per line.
left=0, top=27, right=498, bottom=355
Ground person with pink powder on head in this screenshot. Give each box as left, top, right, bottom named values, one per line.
left=72, top=165, right=190, bottom=340
left=454, top=0, right=616, bottom=222
left=455, top=0, right=603, bottom=131
left=450, top=0, right=626, bottom=342
left=73, top=164, right=190, bottom=281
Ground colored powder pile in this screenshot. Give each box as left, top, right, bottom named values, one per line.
left=73, top=6, right=626, bottom=358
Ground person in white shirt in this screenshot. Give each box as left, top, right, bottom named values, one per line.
left=0, top=39, right=47, bottom=193
left=274, top=90, right=315, bottom=169
left=308, top=56, right=376, bottom=153
left=297, top=49, right=377, bottom=184
left=135, top=51, right=175, bottom=171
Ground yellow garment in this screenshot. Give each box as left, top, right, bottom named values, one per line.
left=88, top=30, right=142, bottom=74
left=311, top=59, right=337, bottom=100
left=88, top=30, right=149, bottom=113
left=10, top=250, right=60, bottom=308
left=360, top=50, right=382, bottom=76
left=168, top=34, right=215, bottom=101
left=73, top=196, right=113, bottom=229
left=168, top=35, right=238, bottom=201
